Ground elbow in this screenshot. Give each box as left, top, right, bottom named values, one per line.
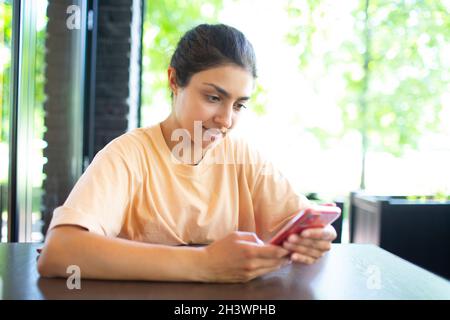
left=37, top=254, right=53, bottom=278
left=37, top=227, right=72, bottom=278
left=37, top=238, right=62, bottom=278
left=37, top=225, right=89, bottom=278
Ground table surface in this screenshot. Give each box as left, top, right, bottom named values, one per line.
left=0, top=243, right=449, bottom=300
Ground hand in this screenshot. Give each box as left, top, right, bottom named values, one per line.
left=282, top=224, right=337, bottom=265
left=201, top=231, right=291, bottom=283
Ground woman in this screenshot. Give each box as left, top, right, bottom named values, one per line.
left=37, top=24, right=336, bottom=283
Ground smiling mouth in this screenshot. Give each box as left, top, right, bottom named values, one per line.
left=202, top=126, right=226, bottom=136
left=202, top=126, right=225, bottom=136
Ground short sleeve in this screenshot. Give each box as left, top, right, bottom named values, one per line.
left=244, top=145, right=310, bottom=242
left=48, top=147, right=135, bottom=237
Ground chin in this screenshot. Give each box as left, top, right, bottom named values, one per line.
left=202, top=140, right=214, bottom=148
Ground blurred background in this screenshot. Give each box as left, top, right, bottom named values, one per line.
left=1, top=0, right=449, bottom=278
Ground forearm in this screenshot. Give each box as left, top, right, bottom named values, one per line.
left=37, top=226, right=207, bottom=282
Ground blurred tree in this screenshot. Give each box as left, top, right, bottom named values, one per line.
left=285, top=0, right=450, bottom=189
left=141, top=0, right=269, bottom=122
left=0, top=0, right=13, bottom=184
left=141, top=0, right=223, bottom=116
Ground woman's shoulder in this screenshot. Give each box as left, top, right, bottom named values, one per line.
left=97, top=125, right=159, bottom=161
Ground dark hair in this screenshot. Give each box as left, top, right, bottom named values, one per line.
left=169, top=23, right=257, bottom=88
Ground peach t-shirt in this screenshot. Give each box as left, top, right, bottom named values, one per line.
left=48, top=123, right=310, bottom=244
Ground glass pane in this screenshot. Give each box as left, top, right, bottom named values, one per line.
left=13, top=0, right=86, bottom=242
left=0, top=0, right=12, bottom=243
left=13, top=0, right=48, bottom=242
left=31, top=0, right=48, bottom=242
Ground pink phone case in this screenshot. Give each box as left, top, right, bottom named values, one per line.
left=269, top=205, right=341, bottom=246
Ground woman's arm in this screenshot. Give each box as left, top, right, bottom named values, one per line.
left=37, top=226, right=290, bottom=283
left=37, top=225, right=207, bottom=282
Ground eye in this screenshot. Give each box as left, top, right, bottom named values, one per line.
left=206, top=95, right=220, bottom=103
left=234, top=103, right=247, bottom=111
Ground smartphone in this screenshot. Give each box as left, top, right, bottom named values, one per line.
left=268, top=205, right=341, bottom=246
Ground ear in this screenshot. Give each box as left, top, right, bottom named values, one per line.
left=168, top=67, right=178, bottom=96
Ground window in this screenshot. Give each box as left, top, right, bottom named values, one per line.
left=0, top=0, right=12, bottom=242
left=2, top=0, right=87, bottom=242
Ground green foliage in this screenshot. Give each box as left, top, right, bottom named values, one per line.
left=0, top=0, right=47, bottom=185
left=1, top=1, right=13, bottom=143
left=346, top=0, right=449, bottom=156
left=141, top=0, right=224, bottom=112
left=406, top=193, right=450, bottom=202
left=141, top=0, right=269, bottom=121
left=285, top=0, right=450, bottom=186
left=250, top=82, right=269, bottom=116
left=0, top=1, right=12, bottom=183
left=286, top=0, right=450, bottom=153
left=285, top=0, right=322, bottom=70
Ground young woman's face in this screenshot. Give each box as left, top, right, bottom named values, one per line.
left=169, top=64, right=254, bottom=148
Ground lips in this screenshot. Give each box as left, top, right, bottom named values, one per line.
left=202, top=126, right=226, bottom=141
left=202, top=126, right=224, bottom=136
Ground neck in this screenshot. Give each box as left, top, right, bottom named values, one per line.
left=160, top=115, right=208, bottom=165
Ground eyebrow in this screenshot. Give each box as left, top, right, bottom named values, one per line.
left=202, top=82, right=250, bottom=101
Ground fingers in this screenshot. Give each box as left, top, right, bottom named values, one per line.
left=290, top=252, right=317, bottom=265
left=237, top=240, right=290, bottom=259
left=281, top=227, right=334, bottom=265
left=231, top=231, right=290, bottom=259
left=245, top=258, right=291, bottom=281
left=285, top=234, right=332, bottom=251
left=234, top=238, right=291, bottom=281
left=243, top=257, right=290, bottom=272
left=282, top=241, right=325, bottom=259
left=300, top=225, right=337, bottom=241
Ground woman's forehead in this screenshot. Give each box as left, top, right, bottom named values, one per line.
left=190, top=65, right=254, bottom=96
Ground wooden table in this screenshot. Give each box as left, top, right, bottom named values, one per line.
left=0, top=243, right=449, bottom=299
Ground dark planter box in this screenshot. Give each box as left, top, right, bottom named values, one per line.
left=349, top=192, right=450, bottom=279
left=332, top=199, right=344, bottom=244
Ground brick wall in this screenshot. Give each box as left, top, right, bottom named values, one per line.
left=93, top=0, right=141, bottom=155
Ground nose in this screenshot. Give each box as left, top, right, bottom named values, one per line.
left=214, top=105, right=233, bottom=129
